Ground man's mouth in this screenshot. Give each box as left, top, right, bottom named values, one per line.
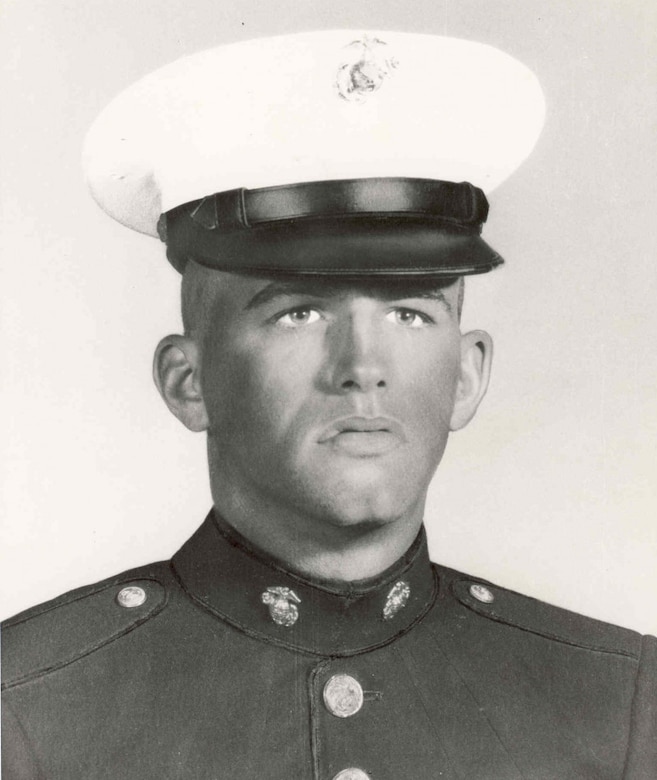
left=318, top=416, right=405, bottom=456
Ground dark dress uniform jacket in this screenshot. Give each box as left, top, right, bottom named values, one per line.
left=3, top=511, right=656, bottom=779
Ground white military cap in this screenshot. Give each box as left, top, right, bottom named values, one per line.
left=83, top=30, right=544, bottom=275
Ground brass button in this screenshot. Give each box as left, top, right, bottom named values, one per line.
left=323, top=674, right=364, bottom=718
left=469, top=583, right=495, bottom=604
left=332, top=769, right=371, bottom=780
left=116, top=586, right=147, bottom=608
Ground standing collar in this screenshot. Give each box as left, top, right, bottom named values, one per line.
left=172, top=510, right=438, bottom=657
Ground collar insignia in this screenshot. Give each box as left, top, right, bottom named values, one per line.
left=382, top=580, right=411, bottom=620
left=262, top=586, right=301, bottom=627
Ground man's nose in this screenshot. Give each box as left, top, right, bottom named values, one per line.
left=326, top=314, right=388, bottom=394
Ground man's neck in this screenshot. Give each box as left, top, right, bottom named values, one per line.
left=209, top=477, right=425, bottom=582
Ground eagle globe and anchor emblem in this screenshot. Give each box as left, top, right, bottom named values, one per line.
left=335, top=35, right=398, bottom=103
left=262, top=586, right=302, bottom=627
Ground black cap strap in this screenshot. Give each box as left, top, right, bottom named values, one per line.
left=160, top=178, right=500, bottom=276
left=164, top=178, right=488, bottom=235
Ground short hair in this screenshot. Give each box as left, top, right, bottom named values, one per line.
left=181, top=261, right=224, bottom=337
left=181, top=261, right=464, bottom=339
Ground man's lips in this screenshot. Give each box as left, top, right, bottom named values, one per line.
left=318, top=416, right=406, bottom=440
left=317, top=416, right=406, bottom=455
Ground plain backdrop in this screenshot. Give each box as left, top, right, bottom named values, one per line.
left=1, top=0, right=655, bottom=635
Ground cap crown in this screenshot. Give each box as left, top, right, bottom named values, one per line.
left=83, top=30, right=545, bottom=237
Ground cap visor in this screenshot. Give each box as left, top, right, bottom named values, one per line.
left=168, top=218, right=503, bottom=276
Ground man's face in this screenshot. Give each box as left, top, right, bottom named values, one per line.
left=195, top=272, right=467, bottom=530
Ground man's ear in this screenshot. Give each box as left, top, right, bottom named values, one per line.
left=153, top=335, right=209, bottom=432
left=450, top=330, right=493, bottom=432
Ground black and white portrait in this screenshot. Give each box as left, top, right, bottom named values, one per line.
left=1, top=1, right=656, bottom=778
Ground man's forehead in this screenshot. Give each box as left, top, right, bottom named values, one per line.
left=189, top=266, right=461, bottom=302
left=241, top=275, right=461, bottom=308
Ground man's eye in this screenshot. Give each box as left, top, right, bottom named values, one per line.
left=276, top=307, right=322, bottom=327
left=386, top=308, right=431, bottom=328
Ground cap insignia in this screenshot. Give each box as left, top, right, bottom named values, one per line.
left=335, top=36, right=398, bottom=103
left=262, top=586, right=301, bottom=627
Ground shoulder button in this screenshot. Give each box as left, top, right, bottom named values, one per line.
left=116, top=586, right=147, bottom=608
left=469, top=583, right=495, bottom=604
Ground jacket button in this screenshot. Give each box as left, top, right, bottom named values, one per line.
left=323, top=674, right=364, bottom=718
left=332, top=769, right=371, bottom=780
left=116, top=586, right=147, bottom=608
left=469, top=583, right=495, bottom=604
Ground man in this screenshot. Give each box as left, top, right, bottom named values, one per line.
left=2, top=30, right=656, bottom=779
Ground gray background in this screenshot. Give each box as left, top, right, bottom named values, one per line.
left=1, top=0, right=655, bottom=634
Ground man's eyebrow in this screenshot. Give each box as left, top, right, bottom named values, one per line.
left=244, top=279, right=453, bottom=312
left=406, top=289, right=452, bottom=312
left=244, top=281, right=330, bottom=310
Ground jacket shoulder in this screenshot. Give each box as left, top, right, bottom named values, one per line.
left=435, top=563, right=646, bottom=658
left=1, top=561, right=174, bottom=691
left=434, top=565, right=657, bottom=776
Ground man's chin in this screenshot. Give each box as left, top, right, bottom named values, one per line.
left=301, top=475, right=423, bottom=531
left=287, top=451, right=429, bottom=522
left=314, top=508, right=400, bottom=531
